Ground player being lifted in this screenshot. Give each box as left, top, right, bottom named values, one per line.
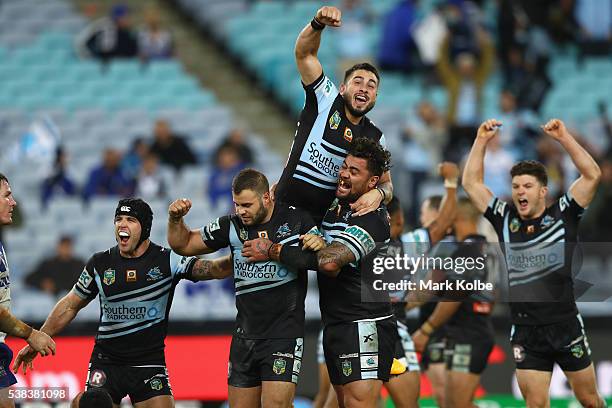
left=13, top=198, right=229, bottom=408
left=167, top=169, right=322, bottom=408
left=245, top=138, right=396, bottom=408
left=274, top=5, right=393, bottom=222
left=463, top=119, right=604, bottom=408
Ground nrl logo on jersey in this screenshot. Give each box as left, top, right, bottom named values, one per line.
left=240, top=228, right=248, bottom=241
left=342, top=360, right=352, bottom=376
left=329, top=111, right=341, bottom=130
left=509, top=218, right=520, bottom=233
left=103, top=269, right=116, bottom=286
left=276, top=223, right=292, bottom=239
left=147, top=266, right=163, bottom=281
left=273, top=358, right=286, bottom=375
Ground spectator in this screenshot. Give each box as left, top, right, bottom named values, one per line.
left=149, top=119, right=197, bottom=172
left=75, top=3, right=138, bottom=61
left=25, top=236, right=85, bottom=296
left=482, top=135, right=514, bottom=199
left=580, top=158, right=612, bottom=243
left=378, top=0, right=419, bottom=73
left=41, top=147, right=77, bottom=209
left=335, top=0, right=372, bottom=77
left=213, top=128, right=253, bottom=166
left=437, top=30, right=493, bottom=160
left=121, top=138, right=149, bottom=181
left=207, top=145, right=245, bottom=212
left=82, top=148, right=133, bottom=202
left=575, top=0, right=612, bottom=59
left=134, top=154, right=167, bottom=199
left=138, top=7, right=173, bottom=61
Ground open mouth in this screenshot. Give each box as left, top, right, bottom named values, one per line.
left=337, top=178, right=352, bottom=195
left=518, top=198, right=528, bottom=211
left=118, top=230, right=130, bottom=244
left=354, top=93, right=368, bottom=108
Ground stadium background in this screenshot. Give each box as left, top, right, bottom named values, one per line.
left=0, top=0, right=611, bottom=406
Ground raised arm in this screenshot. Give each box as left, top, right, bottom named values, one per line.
left=295, top=6, right=341, bottom=86
left=167, top=199, right=214, bottom=256
left=462, top=119, right=501, bottom=213
left=541, top=119, right=601, bottom=207
left=428, top=162, right=459, bottom=243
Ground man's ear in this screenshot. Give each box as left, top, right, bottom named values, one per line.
left=540, top=185, right=548, bottom=199
left=368, top=175, right=380, bottom=190
left=339, top=82, right=346, bottom=95
left=262, top=191, right=271, bottom=205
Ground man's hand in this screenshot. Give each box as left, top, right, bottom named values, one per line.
left=168, top=198, right=192, bottom=222
left=26, top=330, right=55, bottom=357
left=542, top=118, right=570, bottom=141
left=301, top=234, right=326, bottom=251
left=476, top=119, right=502, bottom=142
left=315, top=6, right=342, bottom=27
left=242, top=238, right=274, bottom=262
left=350, top=188, right=383, bottom=217
left=12, top=345, right=37, bottom=374
left=412, top=330, right=429, bottom=353
left=438, top=161, right=459, bottom=181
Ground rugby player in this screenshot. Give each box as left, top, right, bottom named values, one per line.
left=414, top=198, right=495, bottom=408
left=13, top=198, right=229, bottom=408
left=167, top=169, right=321, bottom=408
left=274, top=5, right=393, bottom=222
left=0, top=173, right=57, bottom=406
left=463, top=118, right=604, bottom=407
left=245, top=138, right=396, bottom=408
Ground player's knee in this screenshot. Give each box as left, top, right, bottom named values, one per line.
left=262, top=392, right=292, bottom=408
left=575, top=391, right=604, bottom=408
left=524, top=394, right=549, bottom=408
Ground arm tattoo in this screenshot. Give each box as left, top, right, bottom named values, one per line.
left=255, top=239, right=272, bottom=257
left=191, top=260, right=215, bottom=281
left=317, top=242, right=355, bottom=270
left=269, top=243, right=282, bottom=262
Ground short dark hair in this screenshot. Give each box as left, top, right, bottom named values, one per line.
left=232, top=168, right=270, bottom=195
left=426, top=195, right=443, bottom=211
left=77, top=388, right=113, bottom=408
left=346, top=137, right=391, bottom=177
left=510, top=160, right=548, bottom=186
left=344, top=62, right=380, bottom=85
left=0, top=173, right=8, bottom=185
left=457, top=196, right=480, bottom=222
left=387, top=196, right=401, bottom=215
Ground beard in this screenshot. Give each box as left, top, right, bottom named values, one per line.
left=343, top=96, right=375, bottom=118
left=251, top=199, right=269, bottom=225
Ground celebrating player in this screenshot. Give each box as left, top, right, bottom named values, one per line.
left=13, top=198, right=229, bottom=408
left=463, top=118, right=604, bottom=407
left=167, top=169, right=321, bottom=408
left=274, top=5, right=392, bottom=222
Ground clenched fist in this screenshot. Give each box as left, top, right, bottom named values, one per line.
left=438, top=162, right=459, bottom=181
left=476, top=119, right=502, bottom=142
left=168, top=198, right=192, bottom=222
left=315, top=6, right=342, bottom=27
left=541, top=118, right=569, bottom=141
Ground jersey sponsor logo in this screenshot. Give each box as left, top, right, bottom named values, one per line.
left=306, top=142, right=341, bottom=178
left=345, top=226, right=375, bottom=253
left=509, top=217, right=520, bottom=233
left=342, top=360, right=352, bottom=376
left=78, top=269, right=92, bottom=288
left=494, top=200, right=507, bottom=217
left=273, top=358, right=286, bottom=375
left=273, top=352, right=294, bottom=358
left=512, top=345, right=525, bottom=362
left=541, top=215, right=555, bottom=229
left=258, top=231, right=268, bottom=239
left=88, top=369, right=107, bottom=387
left=102, top=304, right=147, bottom=320
left=276, top=223, right=291, bottom=239
left=329, top=110, right=341, bottom=130
left=323, top=78, right=333, bottom=96
left=120, top=206, right=131, bottom=212
left=559, top=195, right=569, bottom=212
left=208, top=218, right=221, bottom=232
left=147, top=266, right=163, bottom=281
left=339, top=353, right=358, bottom=358
left=126, top=269, right=137, bottom=282
left=103, top=269, right=115, bottom=286
left=233, top=259, right=288, bottom=279
left=344, top=127, right=353, bottom=142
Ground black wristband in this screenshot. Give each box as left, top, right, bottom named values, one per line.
left=311, top=17, right=325, bottom=31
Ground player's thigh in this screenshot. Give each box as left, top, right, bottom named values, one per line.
left=426, top=362, right=447, bottom=391
left=445, top=370, right=481, bottom=408
left=327, top=385, right=342, bottom=408
left=134, top=395, right=174, bottom=408
left=314, top=363, right=332, bottom=408
left=564, top=363, right=604, bottom=407
left=341, top=379, right=382, bottom=408
left=384, top=371, right=419, bottom=408
left=516, top=369, right=552, bottom=408
left=261, top=381, right=295, bottom=408
left=228, top=385, right=261, bottom=408
left=0, top=388, right=15, bottom=408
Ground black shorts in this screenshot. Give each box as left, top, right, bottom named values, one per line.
left=445, top=334, right=494, bottom=375
left=394, top=320, right=420, bottom=373
left=510, top=314, right=592, bottom=372
left=228, top=336, right=303, bottom=388
left=323, top=317, right=398, bottom=385
left=421, top=331, right=446, bottom=370
left=0, top=343, right=17, bottom=388
left=85, top=361, right=172, bottom=404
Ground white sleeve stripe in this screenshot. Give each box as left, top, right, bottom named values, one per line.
left=312, top=75, right=327, bottom=91
left=338, top=232, right=367, bottom=257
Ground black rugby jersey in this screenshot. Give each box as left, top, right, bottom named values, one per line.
left=275, top=73, right=386, bottom=221
left=73, top=243, right=197, bottom=365
left=443, top=235, right=495, bottom=339
left=200, top=202, right=318, bottom=339
left=318, top=199, right=392, bottom=325
left=484, top=192, right=584, bottom=325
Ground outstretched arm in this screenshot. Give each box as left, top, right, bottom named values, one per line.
left=542, top=119, right=601, bottom=207
left=295, top=6, right=341, bottom=86
left=462, top=119, right=502, bottom=213
left=428, top=162, right=459, bottom=243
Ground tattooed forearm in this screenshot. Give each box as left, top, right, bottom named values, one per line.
left=192, top=260, right=215, bottom=281
left=317, top=242, right=356, bottom=277
left=192, top=255, right=233, bottom=281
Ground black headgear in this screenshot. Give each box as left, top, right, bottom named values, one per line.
left=115, top=198, right=153, bottom=245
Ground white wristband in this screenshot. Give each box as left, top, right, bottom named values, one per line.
left=444, top=179, right=458, bottom=189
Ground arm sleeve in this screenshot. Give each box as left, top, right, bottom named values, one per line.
left=303, top=73, right=338, bottom=114
left=334, top=215, right=379, bottom=262
left=72, top=257, right=99, bottom=300
left=199, top=215, right=232, bottom=251
left=558, top=191, right=586, bottom=224
left=483, top=196, right=510, bottom=234
left=169, top=250, right=198, bottom=281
